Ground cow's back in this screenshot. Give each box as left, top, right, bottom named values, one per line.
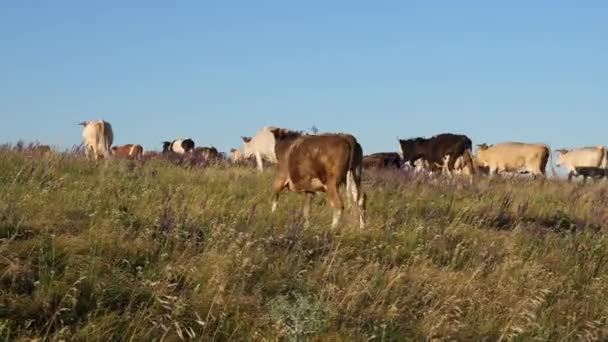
left=481, top=142, right=549, bottom=172
left=287, top=134, right=354, bottom=188
left=561, top=146, right=605, bottom=169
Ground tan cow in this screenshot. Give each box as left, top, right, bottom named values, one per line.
left=229, top=148, right=243, bottom=162
left=475, top=142, right=551, bottom=178
left=111, top=144, right=144, bottom=160
left=555, top=146, right=607, bottom=181
left=270, top=129, right=366, bottom=229
left=79, top=120, right=113, bottom=160
left=30, top=145, right=52, bottom=157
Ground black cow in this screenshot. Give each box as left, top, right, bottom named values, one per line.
left=574, top=166, right=608, bottom=183
left=362, top=152, right=403, bottom=170
left=162, top=139, right=195, bottom=154
left=398, top=133, right=473, bottom=175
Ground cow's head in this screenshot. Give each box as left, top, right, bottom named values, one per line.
left=554, top=148, right=569, bottom=167
left=398, top=138, right=422, bottom=165
left=474, top=144, right=492, bottom=167
left=240, top=136, right=256, bottom=158
left=162, top=141, right=172, bottom=153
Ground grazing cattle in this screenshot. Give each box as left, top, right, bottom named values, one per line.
left=111, top=144, right=144, bottom=160
left=555, top=146, right=607, bottom=181
left=362, top=152, right=403, bottom=170
left=31, top=145, right=52, bottom=157
left=270, top=129, right=366, bottom=229
left=475, top=142, right=551, bottom=178
left=162, top=139, right=195, bottom=154
left=79, top=120, right=113, bottom=160
left=573, top=167, right=608, bottom=182
left=229, top=148, right=243, bottom=163
left=241, top=126, right=282, bottom=171
left=194, top=146, right=220, bottom=161
left=399, top=133, right=474, bottom=176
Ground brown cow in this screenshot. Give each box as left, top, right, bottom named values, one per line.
left=30, top=145, right=52, bottom=157
left=194, top=146, right=220, bottom=161
left=362, top=152, right=403, bottom=170
left=111, top=144, right=144, bottom=159
left=270, top=129, right=366, bottom=229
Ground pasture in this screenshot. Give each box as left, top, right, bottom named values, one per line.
left=1, top=148, right=608, bottom=341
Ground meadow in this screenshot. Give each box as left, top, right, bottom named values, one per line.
left=1, top=148, right=608, bottom=341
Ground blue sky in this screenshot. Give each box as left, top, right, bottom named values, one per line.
left=1, top=1, right=607, bottom=154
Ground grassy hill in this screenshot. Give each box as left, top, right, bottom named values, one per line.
left=1, top=150, right=608, bottom=341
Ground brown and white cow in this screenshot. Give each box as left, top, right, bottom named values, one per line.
left=555, top=146, right=607, bottom=181
left=270, top=129, right=366, bottom=229
left=111, top=144, right=144, bottom=160
left=79, top=120, right=113, bottom=160
left=475, top=142, right=551, bottom=178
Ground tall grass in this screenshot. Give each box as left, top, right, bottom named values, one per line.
left=1, top=149, right=608, bottom=341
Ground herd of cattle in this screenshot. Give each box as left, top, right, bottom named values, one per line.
left=13, top=119, right=608, bottom=228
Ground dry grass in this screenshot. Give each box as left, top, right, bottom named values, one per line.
left=1, top=147, right=608, bottom=341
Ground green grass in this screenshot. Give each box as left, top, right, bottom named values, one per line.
left=1, top=150, right=608, bottom=341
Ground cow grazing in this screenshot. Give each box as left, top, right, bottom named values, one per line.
left=399, top=133, right=474, bottom=176
left=229, top=148, right=243, bottom=163
left=555, top=146, right=607, bottom=181
left=362, top=152, right=403, bottom=170
left=162, top=139, right=195, bottom=154
left=270, top=129, right=366, bottom=229
left=111, top=144, right=144, bottom=160
left=573, top=167, right=608, bottom=182
left=475, top=142, right=551, bottom=178
left=194, top=146, right=220, bottom=161
left=79, top=120, right=113, bottom=160
left=30, top=145, right=52, bottom=157
left=241, top=126, right=281, bottom=171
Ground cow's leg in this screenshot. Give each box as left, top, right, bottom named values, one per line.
left=255, top=152, right=264, bottom=172
left=347, top=170, right=365, bottom=228
left=84, top=146, right=91, bottom=160
left=271, top=176, right=286, bottom=213
left=302, top=192, right=314, bottom=227
left=568, top=171, right=574, bottom=182
left=446, top=155, right=458, bottom=177
left=326, top=181, right=344, bottom=229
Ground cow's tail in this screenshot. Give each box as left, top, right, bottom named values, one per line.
left=346, top=137, right=366, bottom=227
left=98, top=121, right=112, bottom=159
left=549, top=147, right=557, bottom=178
left=463, top=148, right=476, bottom=175
left=601, top=145, right=608, bottom=169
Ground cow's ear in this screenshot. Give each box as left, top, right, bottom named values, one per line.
left=241, top=136, right=252, bottom=143
left=268, top=128, right=281, bottom=138
left=476, top=143, right=488, bottom=150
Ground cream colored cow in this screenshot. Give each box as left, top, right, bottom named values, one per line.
left=555, top=146, right=607, bottom=180
left=79, top=120, right=113, bottom=160
left=475, top=142, right=551, bottom=179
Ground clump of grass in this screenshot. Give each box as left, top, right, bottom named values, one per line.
left=1, top=149, right=608, bottom=340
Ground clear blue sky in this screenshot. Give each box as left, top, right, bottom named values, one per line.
left=1, top=1, right=606, bottom=154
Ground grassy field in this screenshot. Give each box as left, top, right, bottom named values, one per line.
left=1, top=150, right=608, bottom=341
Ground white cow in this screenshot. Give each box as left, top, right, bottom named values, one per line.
left=555, top=146, right=607, bottom=180
left=79, top=120, right=113, bottom=160
left=241, top=126, right=282, bottom=171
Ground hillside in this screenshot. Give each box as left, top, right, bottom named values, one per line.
left=1, top=151, right=608, bottom=341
